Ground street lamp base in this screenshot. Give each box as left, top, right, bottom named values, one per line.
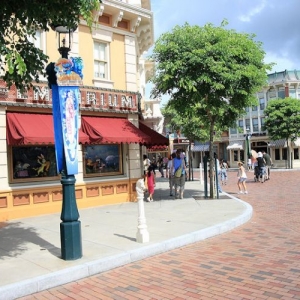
left=60, top=221, right=82, bottom=260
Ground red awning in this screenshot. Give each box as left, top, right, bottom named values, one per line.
left=81, top=116, right=151, bottom=144
left=6, top=113, right=90, bottom=145
left=139, top=122, right=169, bottom=146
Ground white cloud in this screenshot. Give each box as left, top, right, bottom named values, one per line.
left=238, top=0, right=267, bottom=22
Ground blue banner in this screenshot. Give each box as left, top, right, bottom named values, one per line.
left=52, top=85, right=64, bottom=173
left=52, top=85, right=79, bottom=175
left=59, top=86, right=79, bottom=175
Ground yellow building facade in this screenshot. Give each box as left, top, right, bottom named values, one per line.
left=0, top=0, right=159, bottom=221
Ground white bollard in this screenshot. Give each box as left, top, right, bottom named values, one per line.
left=199, top=163, right=203, bottom=184
left=136, top=178, right=149, bottom=243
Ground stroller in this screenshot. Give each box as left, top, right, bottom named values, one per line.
left=254, top=166, right=267, bottom=183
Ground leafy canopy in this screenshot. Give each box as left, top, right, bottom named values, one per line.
left=0, top=0, right=101, bottom=91
left=150, top=21, right=272, bottom=127
left=150, top=21, right=272, bottom=197
left=263, top=97, right=300, bottom=142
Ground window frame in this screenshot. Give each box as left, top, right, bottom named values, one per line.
left=9, top=145, right=59, bottom=184
left=252, top=118, right=259, bottom=132
left=83, top=144, right=123, bottom=178
left=93, top=41, right=109, bottom=80
left=259, top=98, right=265, bottom=110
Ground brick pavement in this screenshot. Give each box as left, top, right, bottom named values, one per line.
left=18, top=170, right=300, bottom=300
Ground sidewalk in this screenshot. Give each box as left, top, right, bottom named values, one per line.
left=0, top=176, right=252, bottom=300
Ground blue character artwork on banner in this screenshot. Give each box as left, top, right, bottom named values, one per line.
left=51, top=56, right=83, bottom=175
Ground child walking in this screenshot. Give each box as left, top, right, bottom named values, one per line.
left=237, top=161, right=248, bottom=194
left=146, top=165, right=156, bottom=202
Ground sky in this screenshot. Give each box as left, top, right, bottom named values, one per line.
left=146, top=0, right=300, bottom=105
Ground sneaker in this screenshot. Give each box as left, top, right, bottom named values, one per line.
left=146, top=197, right=151, bottom=202
left=244, top=191, right=248, bottom=194
left=238, top=191, right=244, bottom=194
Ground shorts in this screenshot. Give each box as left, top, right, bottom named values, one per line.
left=238, top=177, right=247, bottom=182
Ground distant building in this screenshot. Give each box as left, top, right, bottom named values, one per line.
left=189, top=70, right=300, bottom=169
left=228, top=70, right=300, bottom=168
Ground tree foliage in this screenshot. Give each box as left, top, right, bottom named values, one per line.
left=150, top=21, right=272, bottom=197
left=162, top=102, right=210, bottom=142
left=0, top=0, right=101, bottom=91
left=264, top=98, right=300, bottom=141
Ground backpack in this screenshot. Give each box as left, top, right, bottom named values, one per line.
left=174, top=159, right=184, bottom=177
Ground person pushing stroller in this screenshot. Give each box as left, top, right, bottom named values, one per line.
left=255, top=152, right=267, bottom=183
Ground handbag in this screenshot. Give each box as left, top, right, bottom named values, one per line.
left=174, top=167, right=182, bottom=177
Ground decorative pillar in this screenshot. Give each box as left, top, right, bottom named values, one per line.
left=136, top=178, right=149, bottom=243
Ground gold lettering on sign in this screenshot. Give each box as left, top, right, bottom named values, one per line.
left=34, top=86, right=49, bottom=101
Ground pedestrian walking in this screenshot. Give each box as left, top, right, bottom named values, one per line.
left=262, top=150, right=272, bottom=180
left=237, top=161, right=248, bottom=194
left=214, top=153, right=222, bottom=193
left=167, top=153, right=176, bottom=196
left=247, top=158, right=252, bottom=170
left=157, top=156, right=164, bottom=177
left=220, top=158, right=228, bottom=185
left=145, top=165, right=156, bottom=202
left=257, top=151, right=267, bottom=182
left=171, top=149, right=186, bottom=199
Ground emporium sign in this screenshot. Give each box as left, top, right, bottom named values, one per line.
left=0, top=80, right=138, bottom=112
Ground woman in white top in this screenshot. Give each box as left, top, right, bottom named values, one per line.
left=237, top=161, right=248, bottom=194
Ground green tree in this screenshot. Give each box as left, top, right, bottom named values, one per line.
left=263, top=97, right=300, bottom=168
left=0, top=0, right=101, bottom=91
left=162, top=102, right=210, bottom=179
left=150, top=21, right=272, bottom=198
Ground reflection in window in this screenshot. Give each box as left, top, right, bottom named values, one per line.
left=12, top=146, right=58, bottom=180
left=252, top=118, right=258, bottom=132
left=275, top=149, right=280, bottom=160
left=94, top=42, right=108, bottom=79
left=282, top=148, right=287, bottom=160
left=230, top=128, right=237, bottom=134
left=259, top=98, right=265, bottom=110
left=260, top=117, right=265, bottom=131
left=240, top=150, right=244, bottom=162
left=84, top=144, right=122, bottom=177
left=278, top=90, right=285, bottom=99
left=234, top=150, right=238, bottom=161
left=238, top=120, right=243, bottom=132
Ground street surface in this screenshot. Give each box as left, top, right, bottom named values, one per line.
left=19, top=169, right=300, bottom=299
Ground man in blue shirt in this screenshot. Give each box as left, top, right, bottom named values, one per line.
left=171, top=149, right=186, bottom=199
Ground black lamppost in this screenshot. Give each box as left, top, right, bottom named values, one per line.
left=46, top=25, right=82, bottom=260
left=245, top=127, right=252, bottom=164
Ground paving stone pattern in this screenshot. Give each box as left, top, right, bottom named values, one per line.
left=18, top=170, right=300, bottom=299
